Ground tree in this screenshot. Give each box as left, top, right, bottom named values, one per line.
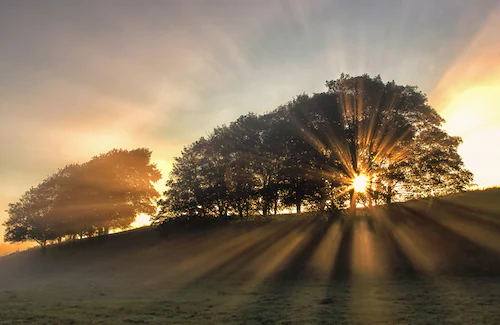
left=320, top=74, right=473, bottom=209
left=78, top=148, right=162, bottom=234
left=4, top=148, right=161, bottom=246
left=3, top=166, right=77, bottom=247
left=156, top=74, right=473, bottom=223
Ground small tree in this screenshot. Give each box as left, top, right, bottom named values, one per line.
left=4, top=148, right=162, bottom=246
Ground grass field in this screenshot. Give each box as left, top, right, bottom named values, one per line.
left=1, top=188, right=500, bottom=324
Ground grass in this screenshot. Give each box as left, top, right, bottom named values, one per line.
left=1, top=277, right=499, bottom=324
left=1, top=189, right=500, bottom=324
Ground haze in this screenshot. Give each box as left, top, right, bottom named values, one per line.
left=1, top=0, right=499, bottom=247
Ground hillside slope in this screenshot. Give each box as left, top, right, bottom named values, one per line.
left=1, top=188, right=500, bottom=285
left=0, top=189, right=499, bottom=324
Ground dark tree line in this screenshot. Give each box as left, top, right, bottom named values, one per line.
left=156, top=74, right=472, bottom=221
left=3, top=74, right=474, bottom=247
left=4, top=148, right=161, bottom=247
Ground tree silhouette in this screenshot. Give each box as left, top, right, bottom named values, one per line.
left=4, top=148, right=161, bottom=246
left=324, top=75, right=472, bottom=205
left=156, top=74, right=472, bottom=222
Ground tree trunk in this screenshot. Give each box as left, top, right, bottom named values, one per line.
left=385, top=185, right=393, bottom=205
left=349, top=189, right=357, bottom=216
left=238, top=203, right=244, bottom=218
left=262, top=200, right=269, bottom=217
left=296, top=201, right=301, bottom=214
left=39, top=240, right=47, bottom=255
left=245, top=202, right=250, bottom=218
left=319, top=198, right=326, bottom=214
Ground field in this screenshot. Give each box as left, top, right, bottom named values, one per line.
left=1, top=189, right=500, bottom=324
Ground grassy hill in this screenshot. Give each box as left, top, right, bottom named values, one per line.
left=1, top=188, right=500, bottom=324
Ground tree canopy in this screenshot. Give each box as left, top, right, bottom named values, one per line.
left=4, top=148, right=161, bottom=246
left=4, top=74, right=474, bottom=246
left=157, top=74, right=473, bottom=222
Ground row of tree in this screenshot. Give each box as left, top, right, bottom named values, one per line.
left=4, top=149, right=161, bottom=247
left=4, top=74, right=473, bottom=247
left=156, top=74, right=472, bottom=221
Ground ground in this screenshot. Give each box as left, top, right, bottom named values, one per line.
left=0, top=189, right=499, bottom=324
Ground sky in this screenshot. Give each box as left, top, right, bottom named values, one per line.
left=1, top=0, right=499, bottom=247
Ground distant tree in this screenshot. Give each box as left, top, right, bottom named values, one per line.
left=77, top=148, right=162, bottom=235
left=3, top=165, right=77, bottom=247
left=3, top=148, right=161, bottom=246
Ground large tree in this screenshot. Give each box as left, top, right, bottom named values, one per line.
left=324, top=74, right=472, bottom=205
left=157, top=74, right=472, bottom=222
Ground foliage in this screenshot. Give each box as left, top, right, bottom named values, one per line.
left=3, top=148, right=161, bottom=246
left=157, top=74, right=473, bottom=222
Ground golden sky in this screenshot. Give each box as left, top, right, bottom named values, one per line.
left=1, top=1, right=499, bottom=246
left=430, top=8, right=500, bottom=188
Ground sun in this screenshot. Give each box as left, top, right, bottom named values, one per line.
left=352, top=173, right=369, bottom=193
left=131, top=213, right=151, bottom=228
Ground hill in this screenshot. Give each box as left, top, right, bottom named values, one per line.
left=0, top=189, right=500, bottom=324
